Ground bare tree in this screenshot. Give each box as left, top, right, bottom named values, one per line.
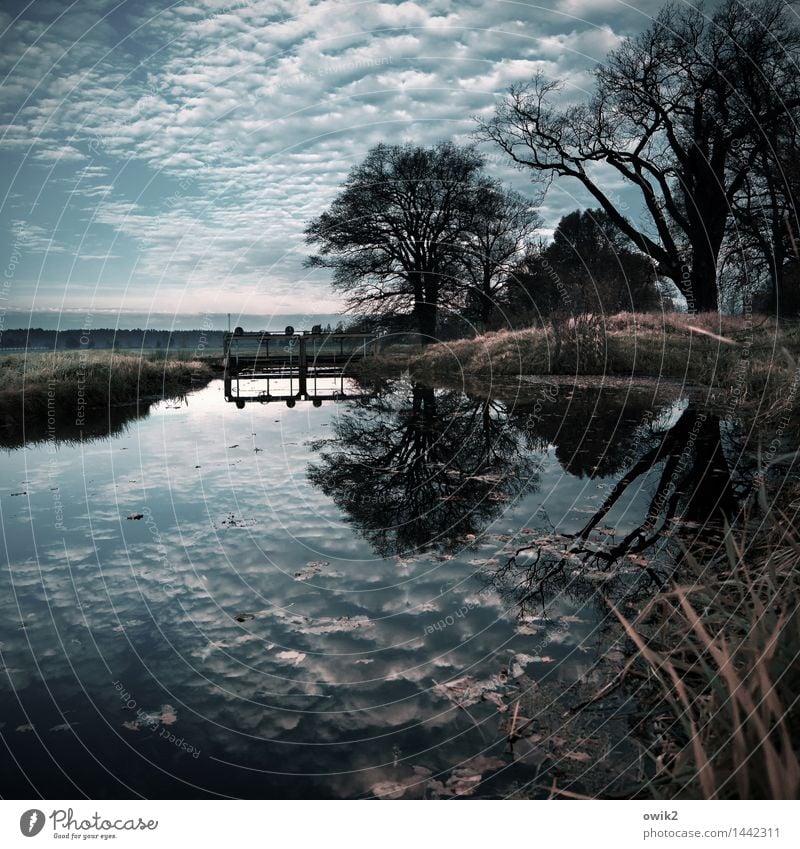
left=477, top=0, right=800, bottom=313
left=459, top=180, right=541, bottom=327
left=305, top=142, right=487, bottom=340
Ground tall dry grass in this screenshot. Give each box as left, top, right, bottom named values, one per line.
left=0, top=351, right=213, bottom=433
left=387, top=312, right=800, bottom=424
left=612, top=482, right=800, bottom=799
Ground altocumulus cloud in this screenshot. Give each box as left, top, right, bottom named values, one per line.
left=0, top=0, right=665, bottom=317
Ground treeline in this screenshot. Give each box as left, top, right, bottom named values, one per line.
left=307, top=0, right=800, bottom=338
left=0, top=328, right=226, bottom=352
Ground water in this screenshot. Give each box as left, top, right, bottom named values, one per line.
left=0, top=377, right=754, bottom=798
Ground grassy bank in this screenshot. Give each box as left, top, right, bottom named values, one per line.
left=376, top=312, right=800, bottom=421
left=614, top=479, right=800, bottom=799
left=0, top=351, right=214, bottom=437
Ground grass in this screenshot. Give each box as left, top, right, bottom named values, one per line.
left=610, top=478, right=800, bottom=799
left=0, top=350, right=214, bottom=437
left=374, top=311, right=800, bottom=424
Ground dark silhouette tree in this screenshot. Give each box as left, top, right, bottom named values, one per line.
left=304, top=142, right=488, bottom=341
left=477, top=0, right=800, bottom=313
left=307, top=382, right=540, bottom=556
left=507, top=209, right=660, bottom=319
left=459, top=180, right=541, bottom=327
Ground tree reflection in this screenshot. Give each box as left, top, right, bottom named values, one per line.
left=307, top=381, right=541, bottom=556
left=490, top=400, right=751, bottom=616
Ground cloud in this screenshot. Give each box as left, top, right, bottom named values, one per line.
left=0, top=0, right=642, bottom=314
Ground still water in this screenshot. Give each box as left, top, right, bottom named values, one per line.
left=0, top=377, right=754, bottom=798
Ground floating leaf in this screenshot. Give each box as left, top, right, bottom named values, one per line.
left=371, top=781, right=408, bottom=799
left=445, top=755, right=505, bottom=797
left=294, top=561, right=330, bottom=581
left=276, top=650, right=306, bottom=666
left=159, top=705, right=177, bottom=726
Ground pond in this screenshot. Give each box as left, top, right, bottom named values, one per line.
left=0, top=376, right=759, bottom=798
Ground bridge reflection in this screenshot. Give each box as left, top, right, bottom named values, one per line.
left=222, top=328, right=379, bottom=407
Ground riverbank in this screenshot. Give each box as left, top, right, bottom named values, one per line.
left=0, top=351, right=215, bottom=438
left=372, top=312, right=800, bottom=423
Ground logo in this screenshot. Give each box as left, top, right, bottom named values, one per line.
left=19, top=809, right=45, bottom=837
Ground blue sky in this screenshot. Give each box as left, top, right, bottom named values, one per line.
left=1, top=0, right=667, bottom=322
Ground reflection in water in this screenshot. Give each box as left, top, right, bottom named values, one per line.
left=0, top=398, right=158, bottom=450
left=308, top=382, right=541, bottom=556
left=489, top=393, right=751, bottom=618
left=0, top=377, right=762, bottom=799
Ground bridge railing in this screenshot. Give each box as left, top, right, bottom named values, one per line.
left=223, top=331, right=378, bottom=367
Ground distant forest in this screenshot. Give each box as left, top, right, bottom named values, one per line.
left=0, top=327, right=227, bottom=352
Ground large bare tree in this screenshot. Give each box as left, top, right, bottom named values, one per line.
left=305, top=142, right=488, bottom=340
left=477, top=0, right=800, bottom=312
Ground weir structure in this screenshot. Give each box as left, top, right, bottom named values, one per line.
left=222, top=326, right=379, bottom=407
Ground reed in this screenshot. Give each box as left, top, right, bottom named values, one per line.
left=612, top=480, right=800, bottom=799
left=0, top=351, right=214, bottom=433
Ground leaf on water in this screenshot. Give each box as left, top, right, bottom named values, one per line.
left=159, top=705, right=177, bottom=726
left=50, top=723, right=76, bottom=732
left=433, top=674, right=508, bottom=708
left=276, top=650, right=306, bottom=666
left=446, top=755, right=506, bottom=797
left=294, top=560, right=330, bottom=581
left=604, top=650, right=626, bottom=664
left=583, top=571, right=616, bottom=582
left=127, top=513, right=144, bottom=520
left=482, top=691, right=507, bottom=712
left=122, top=721, right=140, bottom=731
left=234, top=613, right=255, bottom=623
left=564, top=751, right=592, bottom=762
left=303, top=615, right=372, bottom=635
left=627, top=554, right=650, bottom=567
left=371, top=781, right=409, bottom=799
left=16, top=724, right=34, bottom=732
left=513, top=653, right=554, bottom=670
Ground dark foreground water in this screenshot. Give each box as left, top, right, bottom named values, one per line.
left=0, top=377, right=758, bottom=798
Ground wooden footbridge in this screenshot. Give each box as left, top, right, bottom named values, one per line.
left=222, top=327, right=379, bottom=407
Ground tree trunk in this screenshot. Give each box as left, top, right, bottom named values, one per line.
left=413, top=299, right=438, bottom=343
left=479, top=288, right=494, bottom=327
left=688, top=254, right=719, bottom=313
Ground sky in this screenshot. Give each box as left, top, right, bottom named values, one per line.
left=0, top=0, right=670, bottom=326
